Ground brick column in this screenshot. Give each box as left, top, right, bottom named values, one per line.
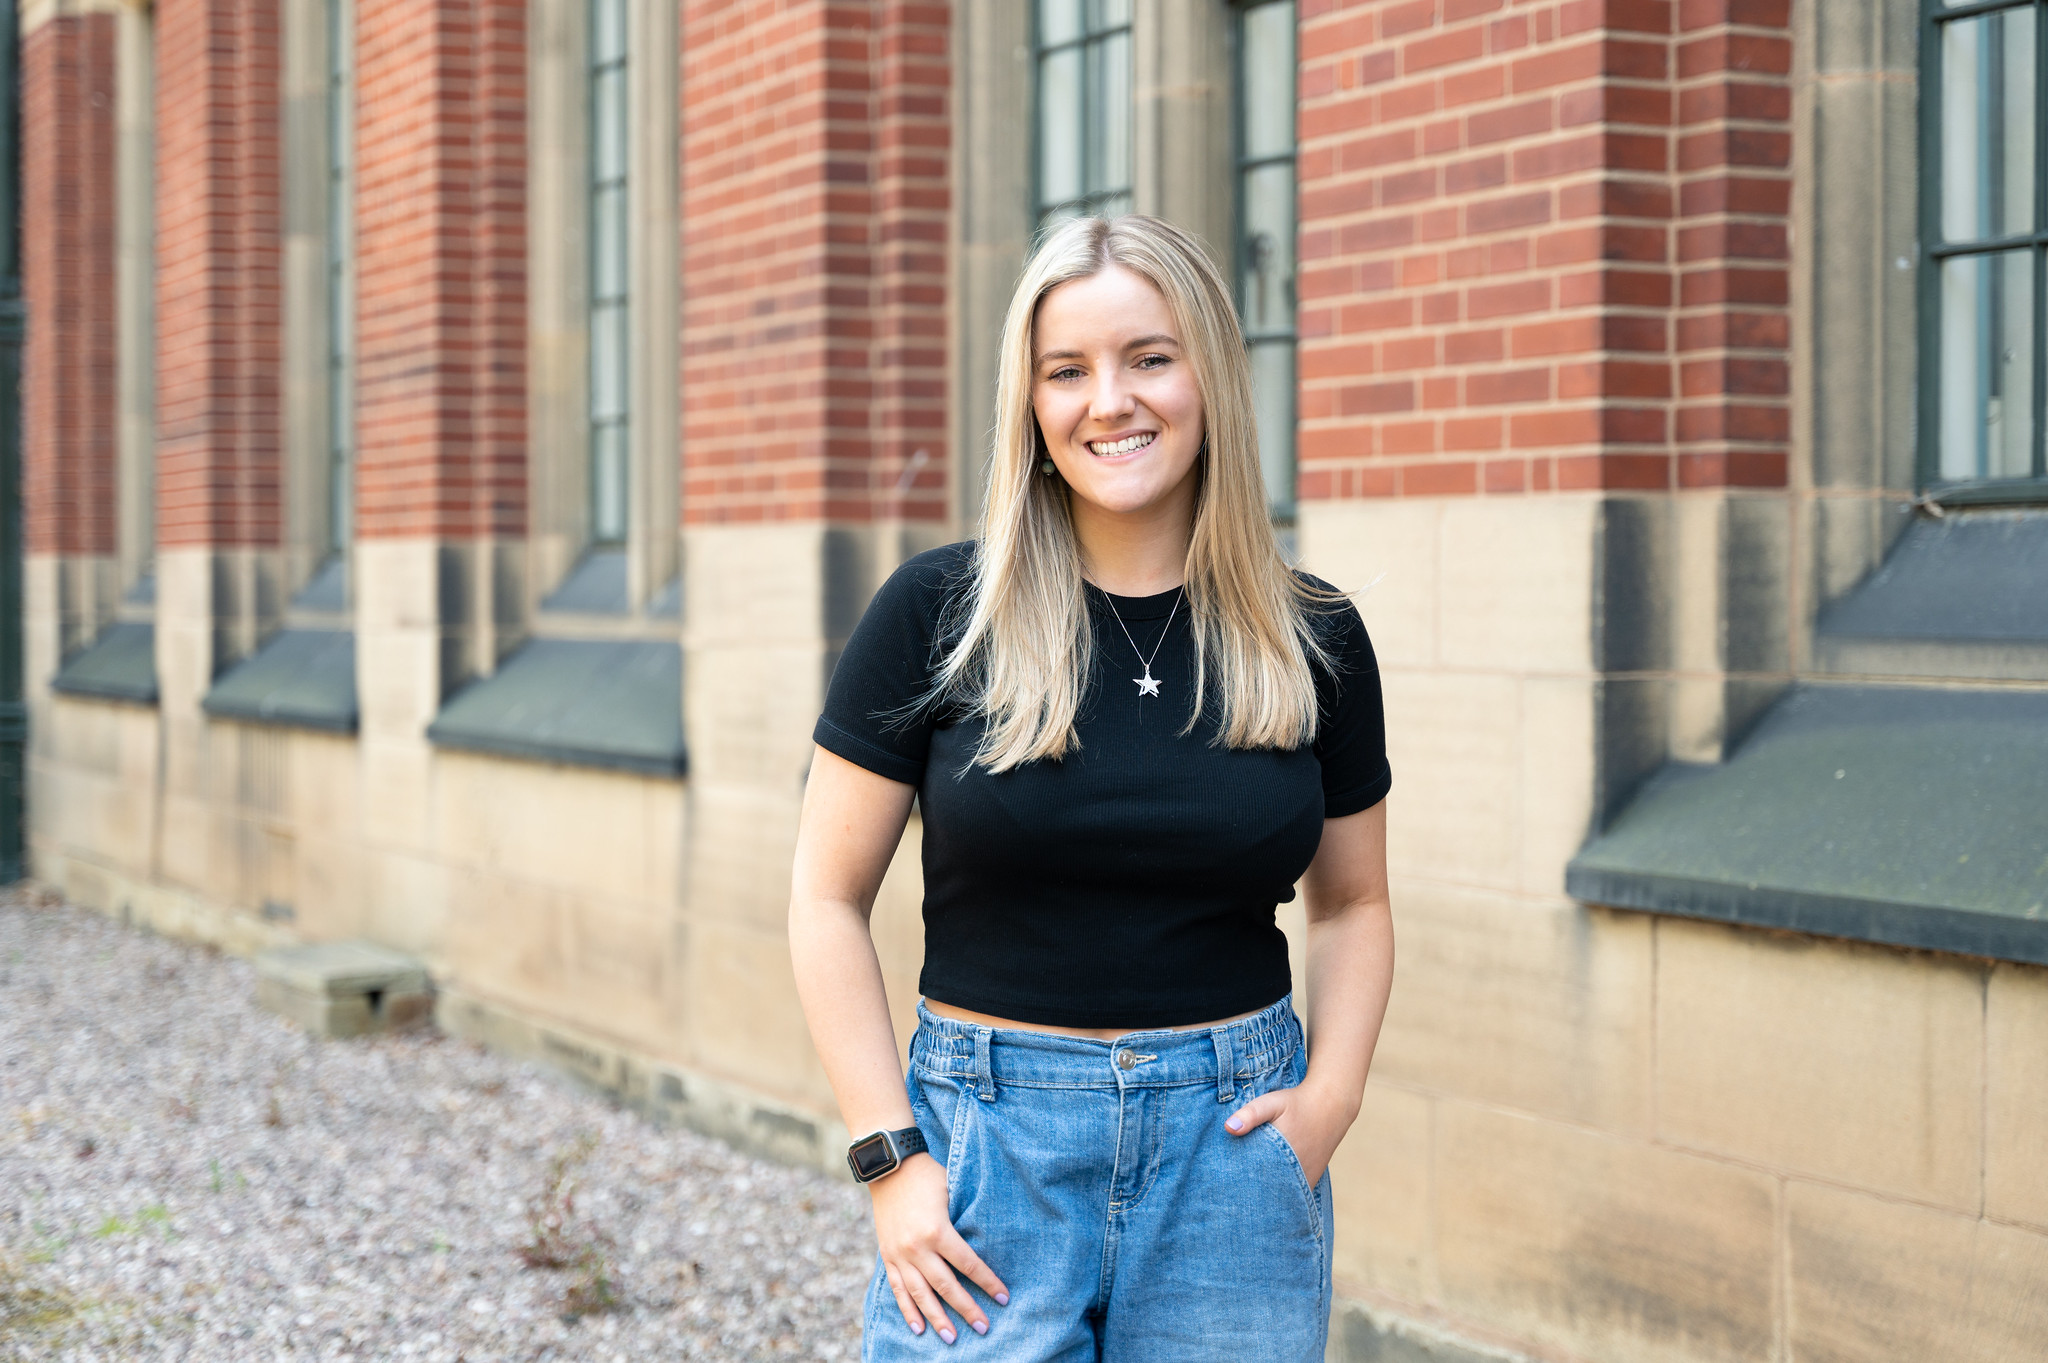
left=1294, top=0, right=1794, bottom=775
left=154, top=0, right=284, bottom=662
left=1673, top=0, right=1792, bottom=490
left=678, top=0, right=949, bottom=1098
left=350, top=0, right=526, bottom=951
left=21, top=8, right=118, bottom=661
left=147, top=0, right=287, bottom=893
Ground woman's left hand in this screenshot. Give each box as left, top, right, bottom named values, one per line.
left=1223, top=1083, right=1358, bottom=1187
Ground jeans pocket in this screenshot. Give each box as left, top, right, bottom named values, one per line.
left=1258, top=1122, right=1320, bottom=1214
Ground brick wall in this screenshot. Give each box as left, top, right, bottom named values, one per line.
left=1672, top=0, right=1791, bottom=487
left=353, top=0, right=527, bottom=541
left=154, top=0, right=284, bottom=549
left=1295, top=0, right=1792, bottom=500
left=22, top=13, right=118, bottom=558
left=680, top=0, right=950, bottom=525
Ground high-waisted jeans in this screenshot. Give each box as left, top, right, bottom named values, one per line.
left=862, top=996, right=1333, bottom=1362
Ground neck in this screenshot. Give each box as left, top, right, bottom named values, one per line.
left=1071, top=486, right=1194, bottom=598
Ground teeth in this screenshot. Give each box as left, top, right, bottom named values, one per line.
left=1089, top=433, right=1155, bottom=457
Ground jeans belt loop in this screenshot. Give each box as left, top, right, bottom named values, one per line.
left=1211, top=1026, right=1237, bottom=1105
left=973, top=1026, right=996, bottom=1103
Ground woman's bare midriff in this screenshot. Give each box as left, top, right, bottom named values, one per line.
left=922, top=997, right=1266, bottom=1042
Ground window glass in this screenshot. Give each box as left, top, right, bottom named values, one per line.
left=1237, top=1, right=1297, bottom=520
left=1928, top=0, right=2048, bottom=488
left=590, top=0, right=630, bottom=545
left=1939, top=250, right=2036, bottom=480
left=326, top=0, right=354, bottom=551
left=1034, top=0, right=1133, bottom=225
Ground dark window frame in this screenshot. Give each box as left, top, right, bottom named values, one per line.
left=1919, top=0, right=2048, bottom=504
left=588, top=0, right=631, bottom=547
left=1031, top=0, right=1135, bottom=230
left=326, top=0, right=354, bottom=555
left=1232, top=0, right=1298, bottom=525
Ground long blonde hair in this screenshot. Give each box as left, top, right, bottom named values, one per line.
left=933, top=215, right=1337, bottom=773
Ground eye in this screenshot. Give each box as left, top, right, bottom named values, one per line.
left=1046, top=365, right=1085, bottom=383
left=1135, top=353, right=1172, bottom=370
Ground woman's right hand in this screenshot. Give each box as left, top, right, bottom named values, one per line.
left=869, top=1152, right=1009, bottom=1343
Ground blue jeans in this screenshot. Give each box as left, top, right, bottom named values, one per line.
left=863, top=996, right=1333, bottom=1362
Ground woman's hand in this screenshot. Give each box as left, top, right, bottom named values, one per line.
left=1223, top=1082, right=1359, bottom=1187
left=869, top=1152, right=1010, bottom=1343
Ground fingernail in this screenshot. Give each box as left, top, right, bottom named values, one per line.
left=939, top=1327, right=956, bottom=1344
left=973, top=1320, right=988, bottom=1335
left=1226, top=1116, right=1243, bottom=1132
left=995, top=1292, right=1010, bottom=1306
left=912, top=1321, right=925, bottom=1335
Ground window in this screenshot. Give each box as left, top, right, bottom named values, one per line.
left=1034, top=0, right=1133, bottom=228
left=589, top=0, right=630, bottom=545
left=326, top=0, right=355, bottom=552
left=1923, top=0, right=2048, bottom=495
left=1237, top=0, right=1297, bottom=520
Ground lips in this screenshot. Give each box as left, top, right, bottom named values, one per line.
left=1088, top=432, right=1156, bottom=457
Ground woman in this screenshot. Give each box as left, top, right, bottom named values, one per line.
left=789, top=214, right=1394, bottom=1362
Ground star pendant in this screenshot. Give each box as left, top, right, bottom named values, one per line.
left=1134, top=668, right=1162, bottom=698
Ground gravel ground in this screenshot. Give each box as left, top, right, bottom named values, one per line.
left=0, top=889, right=875, bottom=1361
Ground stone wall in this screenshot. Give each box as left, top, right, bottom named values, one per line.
left=16, top=3, right=2047, bottom=1361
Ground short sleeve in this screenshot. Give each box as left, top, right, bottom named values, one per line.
left=813, top=543, right=973, bottom=786
left=1306, top=587, right=1392, bottom=818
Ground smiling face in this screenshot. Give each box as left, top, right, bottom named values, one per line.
left=1031, top=264, right=1207, bottom=531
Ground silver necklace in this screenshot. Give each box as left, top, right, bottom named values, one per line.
left=1101, top=587, right=1183, bottom=698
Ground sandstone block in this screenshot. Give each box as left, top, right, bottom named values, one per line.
left=1434, top=1104, right=1775, bottom=1363
left=1987, top=960, right=2048, bottom=1230
left=1374, top=880, right=1653, bottom=1131
left=254, top=939, right=434, bottom=1039
left=1789, top=1181, right=2048, bottom=1363
left=1654, top=917, right=1984, bottom=1209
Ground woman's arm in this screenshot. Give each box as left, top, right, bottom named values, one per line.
left=789, top=745, right=1009, bottom=1344
left=1222, top=799, right=1395, bottom=1185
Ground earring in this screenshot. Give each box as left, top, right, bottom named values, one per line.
left=1040, top=458, right=1056, bottom=476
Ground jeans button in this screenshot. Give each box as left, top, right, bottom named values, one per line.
left=1116, top=1051, right=1135, bottom=1070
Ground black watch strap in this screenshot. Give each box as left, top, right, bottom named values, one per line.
left=847, top=1125, right=928, bottom=1183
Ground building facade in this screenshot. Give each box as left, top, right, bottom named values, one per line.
left=19, top=1, right=2048, bottom=1359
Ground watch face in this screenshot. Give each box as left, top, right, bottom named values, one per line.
left=848, top=1133, right=899, bottom=1181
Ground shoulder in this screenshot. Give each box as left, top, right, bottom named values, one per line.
left=856, top=541, right=977, bottom=641
left=1289, top=569, right=1376, bottom=667
left=894, top=540, right=977, bottom=593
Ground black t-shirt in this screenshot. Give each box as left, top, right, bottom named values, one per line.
left=814, top=541, right=1391, bottom=1029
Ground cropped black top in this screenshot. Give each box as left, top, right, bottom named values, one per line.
left=813, top=542, right=1391, bottom=1029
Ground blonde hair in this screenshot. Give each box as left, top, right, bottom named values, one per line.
left=935, top=214, right=1337, bottom=773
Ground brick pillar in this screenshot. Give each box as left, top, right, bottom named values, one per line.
left=1672, top=0, right=1792, bottom=490
left=147, top=0, right=287, bottom=894
left=678, top=0, right=949, bottom=1098
left=351, top=0, right=526, bottom=952
left=154, top=0, right=285, bottom=667
left=1294, top=0, right=1794, bottom=789
left=21, top=9, right=119, bottom=661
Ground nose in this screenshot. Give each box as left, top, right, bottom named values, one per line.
left=1087, top=367, right=1135, bottom=424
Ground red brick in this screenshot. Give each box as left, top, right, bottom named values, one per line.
left=1466, top=367, right=1551, bottom=405
left=154, top=0, right=286, bottom=549
left=681, top=0, right=951, bottom=525
left=1402, top=459, right=1478, bottom=495
left=355, top=0, right=529, bottom=540
left=1404, top=27, right=1485, bottom=74
left=23, top=14, right=118, bottom=557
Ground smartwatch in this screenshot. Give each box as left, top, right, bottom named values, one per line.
left=846, top=1125, right=929, bottom=1183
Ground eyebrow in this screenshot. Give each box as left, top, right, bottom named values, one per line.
left=1035, top=334, right=1182, bottom=366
